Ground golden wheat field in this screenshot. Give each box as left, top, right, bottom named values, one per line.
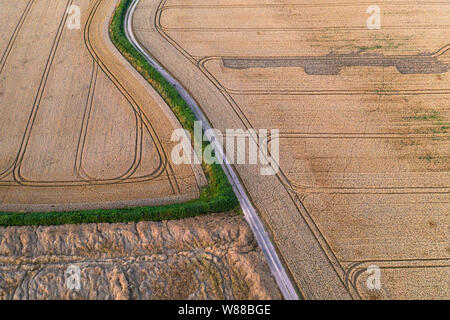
left=0, top=0, right=205, bottom=211
left=133, top=0, right=449, bottom=299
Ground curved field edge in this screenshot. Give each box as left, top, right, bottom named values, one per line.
left=0, top=0, right=238, bottom=227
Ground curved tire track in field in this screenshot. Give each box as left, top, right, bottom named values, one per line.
left=10, top=0, right=175, bottom=190
left=77, top=0, right=145, bottom=184
left=13, top=0, right=75, bottom=186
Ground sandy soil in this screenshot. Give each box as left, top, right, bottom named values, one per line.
left=134, top=0, right=449, bottom=299
left=0, top=212, right=281, bottom=300
left=0, top=0, right=206, bottom=212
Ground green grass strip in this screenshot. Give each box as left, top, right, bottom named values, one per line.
left=0, top=0, right=239, bottom=227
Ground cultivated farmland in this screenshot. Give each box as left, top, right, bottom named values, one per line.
left=133, top=0, right=450, bottom=299
left=0, top=213, right=282, bottom=300
left=0, top=0, right=206, bottom=212
left=0, top=0, right=285, bottom=300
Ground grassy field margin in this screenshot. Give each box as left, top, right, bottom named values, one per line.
left=0, top=0, right=238, bottom=227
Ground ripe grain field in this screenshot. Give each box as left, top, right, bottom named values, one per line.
left=133, top=0, right=450, bottom=299
left=0, top=0, right=205, bottom=212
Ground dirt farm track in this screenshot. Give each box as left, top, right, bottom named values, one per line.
left=0, top=0, right=205, bottom=211
left=133, top=0, right=449, bottom=299
left=0, top=0, right=448, bottom=300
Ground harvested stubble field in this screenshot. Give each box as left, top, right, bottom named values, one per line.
left=133, top=0, right=450, bottom=299
left=0, top=0, right=206, bottom=212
